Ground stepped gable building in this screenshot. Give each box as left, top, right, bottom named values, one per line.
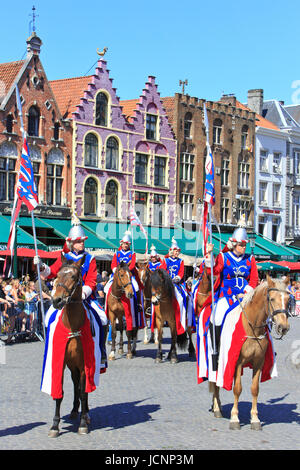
left=0, top=33, right=72, bottom=223
left=162, top=93, right=256, bottom=230
left=51, top=59, right=177, bottom=227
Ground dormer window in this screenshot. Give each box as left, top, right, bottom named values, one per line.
left=146, top=114, right=157, bottom=140
left=6, top=114, right=13, bottom=133
left=95, top=92, right=108, bottom=126
left=28, top=105, right=40, bottom=136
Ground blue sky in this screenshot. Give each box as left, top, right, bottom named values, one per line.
left=1, top=0, right=299, bottom=105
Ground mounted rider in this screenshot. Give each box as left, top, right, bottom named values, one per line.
left=160, top=237, right=187, bottom=333
left=38, top=216, right=108, bottom=385
left=148, top=244, right=162, bottom=272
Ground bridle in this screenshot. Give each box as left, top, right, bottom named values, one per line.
left=110, top=267, right=132, bottom=300
left=238, top=286, right=290, bottom=342
left=55, top=265, right=82, bottom=305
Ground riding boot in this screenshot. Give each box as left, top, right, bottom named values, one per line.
left=209, top=322, right=222, bottom=355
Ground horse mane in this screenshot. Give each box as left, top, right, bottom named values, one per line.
left=117, top=261, right=130, bottom=272
left=151, top=269, right=174, bottom=299
left=241, top=277, right=288, bottom=308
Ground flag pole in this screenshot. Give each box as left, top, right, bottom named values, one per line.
left=129, top=191, right=134, bottom=253
left=15, top=84, right=45, bottom=341
left=203, top=102, right=218, bottom=371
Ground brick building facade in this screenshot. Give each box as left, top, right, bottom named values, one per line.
left=162, top=93, right=256, bottom=231
left=0, top=33, right=72, bottom=231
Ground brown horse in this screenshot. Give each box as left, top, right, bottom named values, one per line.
left=106, top=262, right=138, bottom=360
left=135, top=260, right=158, bottom=344
left=150, top=269, right=188, bottom=363
left=209, top=275, right=290, bottom=430
left=48, top=254, right=91, bottom=437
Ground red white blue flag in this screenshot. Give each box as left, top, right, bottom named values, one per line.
left=202, top=103, right=215, bottom=255
left=16, top=137, right=39, bottom=211
left=129, top=205, right=148, bottom=254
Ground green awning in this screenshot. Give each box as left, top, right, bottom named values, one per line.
left=0, top=214, right=47, bottom=249
left=257, top=261, right=290, bottom=272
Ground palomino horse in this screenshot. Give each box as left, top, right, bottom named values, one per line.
left=106, top=262, right=138, bottom=360
left=49, top=255, right=91, bottom=437
left=209, top=275, right=290, bottom=430
left=135, top=260, right=158, bottom=345
left=150, top=269, right=188, bottom=363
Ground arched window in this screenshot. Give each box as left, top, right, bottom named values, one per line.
left=106, top=137, right=119, bottom=170
left=28, top=105, right=40, bottom=136
left=84, top=133, right=98, bottom=167
left=6, top=114, right=13, bottom=133
left=105, top=180, right=118, bottom=218
left=184, top=112, right=192, bottom=138
left=213, top=118, right=222, bottom=144
left=84, top=178, right=98, bottom=215
left=95, top=92, right=108, bottom=126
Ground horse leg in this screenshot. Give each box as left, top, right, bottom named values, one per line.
left=126, top=328, right=136, bottom=359
left=155, top=313, right=163, bottom=363
left=108, top=317, right=117, bottom=361
left=209, top=382, right=223, bottom=418
left=167, top=319, right=178, bottom=364
left=188, top=327, right=195, bottom=358
left=78, top=371, right=90, bottom=435
left=48, top=396, right=63, bottom=438
left=250, top=365, right=263, bottom=431
left=230, top=361, right=243, bottom=430
left=131, top=328, right=138, bottom=357
left=69, top=368, right=80, bottom=420
left=143, top=324, right=149, bottom=344
left=118, top=318, right=124, bottom=355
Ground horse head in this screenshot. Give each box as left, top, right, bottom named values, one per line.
left=266, top=274, right=290, bottom=337
left=136, top=260, right=149, bottom=287
left=52, top=254, right=85, bottom=310
left=116, top=261, right=134, bottom=299
left=150, top=269, right=174, bottom=305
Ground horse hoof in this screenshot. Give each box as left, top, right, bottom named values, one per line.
left=78, top=426, right=89, bottom=435
left=108, top=353, right=116, bottom=361
left=126, top=353, right=133, bottom=359
left=251, top=421, right=262, bottom=431
left=155, top=357, right=162, bottom=363
left=170, top=357, right=179, bottom=364
left=229, top=421, right=240, bottom=430
left=69, top=411, right=78, bottom=420
left=48, top=429, right=59, bottom=438
left=118, top=349, right=124, bottom=355
left=214, top=410, right=223, bottom=418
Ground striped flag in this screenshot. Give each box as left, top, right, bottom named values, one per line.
left=16, top=137, right=39, bottom=211
left=202, top=102, right=215, bottom=255
left=129, top=205, right=148, bottom=254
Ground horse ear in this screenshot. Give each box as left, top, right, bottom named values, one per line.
left=75, top=253, right=86, bottom=267
left=266, top=274, right=275, bottom=287
left=61, top=252, right=66, bottom=264
left=284, top=275, right=290, bottom=286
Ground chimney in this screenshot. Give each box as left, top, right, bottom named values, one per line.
left=220, top=93, right=236, bottom=106
left=247, top=89, right=263, bottom=115
left=26, top=32, right=42, bottom=55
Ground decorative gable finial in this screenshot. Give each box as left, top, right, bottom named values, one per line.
left=97, top=47, right=108, bottom=58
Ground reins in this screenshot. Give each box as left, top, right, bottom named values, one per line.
left=111, top=267, right=132, bottom=300
left=56, top=265, right=83, bottom=305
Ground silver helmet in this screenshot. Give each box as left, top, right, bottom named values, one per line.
left=231, top=227, right=249, bottom=243
left=150, top=244, right=158, bottom=257
left=121, top=230, right=131, bottom=244
left=66, top=222, right=88, bottom=242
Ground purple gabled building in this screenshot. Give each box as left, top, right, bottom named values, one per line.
left=51, top=59, right=177, bottom=229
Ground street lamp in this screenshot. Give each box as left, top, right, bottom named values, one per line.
left=248, top=232, right=256, bottom=255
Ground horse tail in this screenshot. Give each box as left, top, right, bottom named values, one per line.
left=176, top=331, right=188, bottom=351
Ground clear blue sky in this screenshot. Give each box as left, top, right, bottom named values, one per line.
left=1, top=0, right=299, bottom=105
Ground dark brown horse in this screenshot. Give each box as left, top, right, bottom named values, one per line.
left=48, top=254, right=91, bottom=437
left=150, top=269, right=188, bottom=363
left=106, top=262, right=138, bottom=360
left=209, top=275, right=290, bottom=430
left=135, top=260, right=158, bottom=344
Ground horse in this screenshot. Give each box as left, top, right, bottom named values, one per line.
left=135, top=260, right=158, bottom=345
left=150, top=269, right=188, bottom=363
left=106, top=261, right=138, bottom=360
left=48, top=254, right=92, bottom=437
left=209, top=275, right=290, bottom=430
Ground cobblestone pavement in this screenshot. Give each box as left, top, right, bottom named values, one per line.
left=1, top=318, right=300, bottom=451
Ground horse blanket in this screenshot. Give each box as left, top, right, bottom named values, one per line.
left=104, top=276, right=145, bottom=330
left=150, top=284, right=187, bottom=336
left=196, top=301, right=277, bottom=391
left=41, top=300, right=107, bottom=399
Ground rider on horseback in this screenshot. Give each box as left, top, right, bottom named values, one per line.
left=204, top=226, right=259, bottom=339
left=148, top=245, right=162, bottom=272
